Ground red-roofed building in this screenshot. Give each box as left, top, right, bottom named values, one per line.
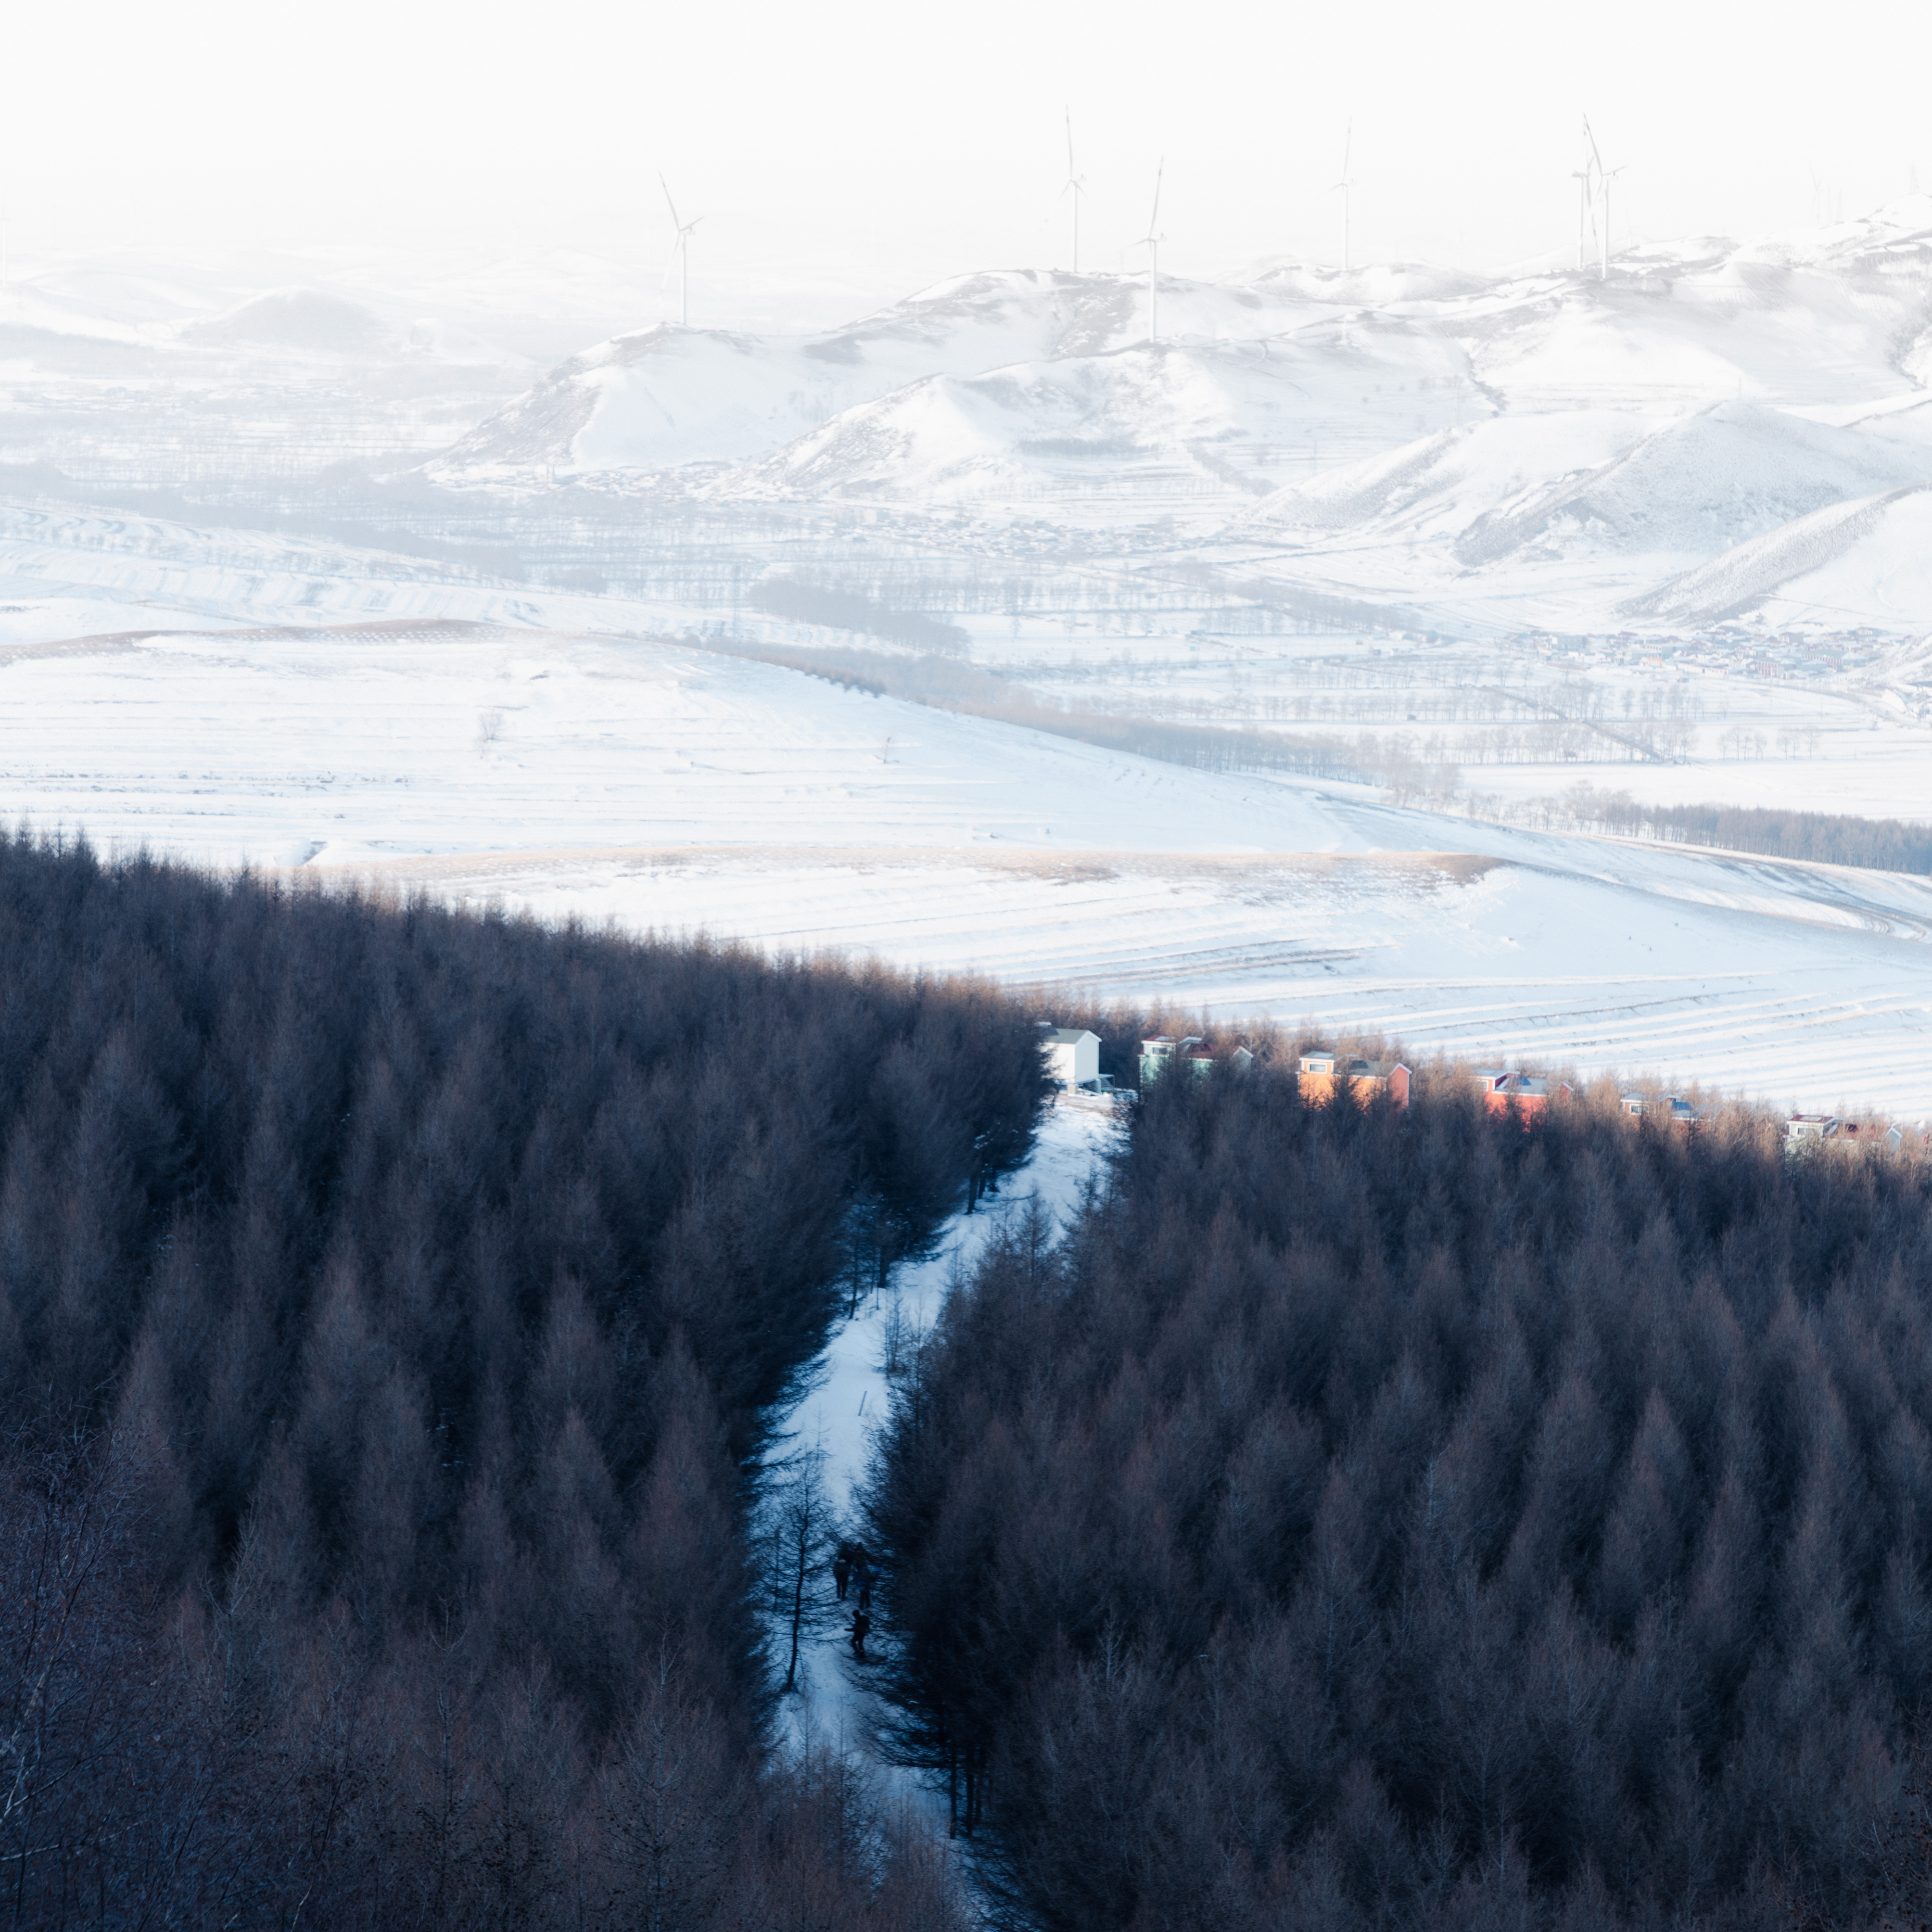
left=1473, top=1069, right=1571, bottom=1121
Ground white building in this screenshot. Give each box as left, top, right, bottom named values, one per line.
left=1041, top=1027, right=1102, bottom=1089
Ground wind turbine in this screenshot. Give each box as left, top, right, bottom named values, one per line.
left=1584, top=117, right=1619, bottom=279
left=1062, top=108, right=1087, bottom=274
left=1570, top=120, right=1601, bottom=275
left=1332, top=122, right=1354, bottom=273
left=660, top=174, right=701, bottom=328
left=1137, top=159, right=1165, bottom=343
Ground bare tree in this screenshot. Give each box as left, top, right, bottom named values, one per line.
left=764, top=1444, right=837, bottom=1696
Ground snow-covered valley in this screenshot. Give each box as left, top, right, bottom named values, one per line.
left=5, top=209, right=1932, bottom=1119
left=3, top=610, right=1928, bottom=1116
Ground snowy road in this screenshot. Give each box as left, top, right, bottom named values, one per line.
left=764, top=1099, right=1118, bottom=1758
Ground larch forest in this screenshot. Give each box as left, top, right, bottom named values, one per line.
left=5, top=833, right=1932, bottom=1929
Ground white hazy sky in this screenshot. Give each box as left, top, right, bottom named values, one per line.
left=11, top=0, right=1932, bottom=325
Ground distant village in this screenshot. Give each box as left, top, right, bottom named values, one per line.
left=1526, top=625, right=1899, bottom=686
left=1039, top=1025, right=1915, bottom=1153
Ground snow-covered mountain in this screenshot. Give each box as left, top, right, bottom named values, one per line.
left=426, top=271, right=1126, bottom=481
left=710, top=330, right=1474, bottom=517
left=424, top=267, right=1486, bottom=489
left=1237, top=402, right=1932, bottom=571
left=413, top=202, right=1932, bottom=625
left=7, top=204, right=1932, bottom=629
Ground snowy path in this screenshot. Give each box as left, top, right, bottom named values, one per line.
left=763, top=1100, right=1118, bottom=1764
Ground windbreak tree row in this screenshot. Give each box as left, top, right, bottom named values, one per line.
left=865, top=1067, right=1932, bottom=1931
left=0, top=830, right=1045, bottom=1929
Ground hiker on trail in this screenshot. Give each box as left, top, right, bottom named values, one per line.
left=850, top=1608, right=871, bottom=1661
left=833, top=1542, right=854, bottom=1601
left=852, top=1545, right=874, bottom=1612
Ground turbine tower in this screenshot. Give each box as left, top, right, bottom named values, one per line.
left=660, top=175, right=702, bottom=328
left=1583, top=117, right=1619, bottom=279
left=1599, top=164, right=1625, bottom=277
left=1138, top=159, right=1165, bottom=343
left=1062, top=108, right=1087, bottom=274
left=1571, top=135, right=1600, bottom=274
left=1333, top=122, right=1354, bottom=273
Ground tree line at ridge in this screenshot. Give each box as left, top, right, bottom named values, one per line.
left=0, top=831, right=1043, bottom=1928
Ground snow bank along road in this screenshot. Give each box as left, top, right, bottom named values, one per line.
left=2, top=619, right=1930, bottom=1118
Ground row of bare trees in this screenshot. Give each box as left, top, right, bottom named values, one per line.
left=1494, top=782, right=1932, bottom=874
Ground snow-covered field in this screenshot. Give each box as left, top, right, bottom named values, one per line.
left=5, top=209, right=1932, bottom=1120
left=3, top=614, right=1929, bottom=1118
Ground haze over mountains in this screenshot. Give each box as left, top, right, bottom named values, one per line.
left=8, top=200, right=1932, bottom=631
left=399, top=199, right=1932, bottom=630
left=5, top=203, right=1932, bottom=1115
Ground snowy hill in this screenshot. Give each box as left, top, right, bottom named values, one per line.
left=410, top=201, right=1932, bottom=632
left=1454, top=403, right=1932, bottom=563
left=424, top=267, right=1480, bottom=487
left=1240, top=402, right=1932, bottom=572
left=713, top=329, right=1474, bottom=516
left=1234, top=412, right=1654, bottom=546
left=427, top=270, right=1130, bottom=481
left=1627, top=485, right=1932, bottom=625
left=1452, top=211, right=1932, bottom=412
left=183, top=287, right=401, bottom=356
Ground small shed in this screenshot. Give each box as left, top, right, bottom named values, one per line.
left=1041, top=1027, right=1102, bottom=1090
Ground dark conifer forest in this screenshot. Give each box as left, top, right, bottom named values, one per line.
left=0, top=830, right=1042, bottom=1928
left=16, top=823, right=1932, bottom=1932
left=866, top=1064, right=1932, bottom=1931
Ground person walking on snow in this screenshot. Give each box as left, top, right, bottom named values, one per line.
left=833, top=1542, right=854, bottom=1601
left=849, top=1608, right=871, bottom=1662
left=852, top=1546, right=874, bottom=1612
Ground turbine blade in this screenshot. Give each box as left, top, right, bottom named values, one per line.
left=1149, top=158, right=1164, bottom=236
left=1066, top=106, right=1075, bottom=180
left=661, top=174, right=681, bottom=229
left=1341, top=120, right=1352, bottom=182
